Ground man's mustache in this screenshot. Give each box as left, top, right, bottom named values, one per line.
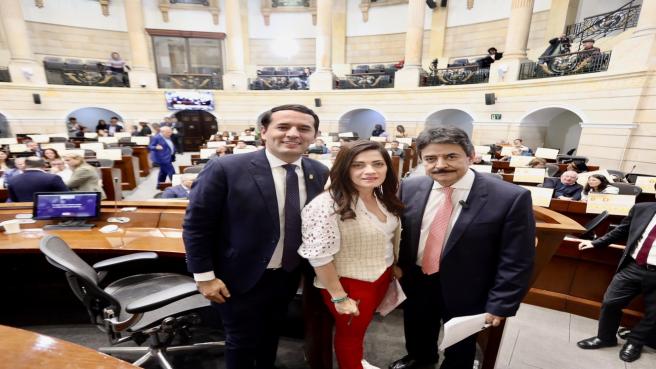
left=430, top=169, right=456, bottom=174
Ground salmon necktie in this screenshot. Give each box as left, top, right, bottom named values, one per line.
left=422, top=186, right=454, bottom=275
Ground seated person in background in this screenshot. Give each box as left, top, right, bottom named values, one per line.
left=567, top=160, right=588, bottom=173
left=161, top=173, right=197, bottom=199
left=501, top=148, right=524, bottom=161
left=512, top=138, right=533, bottom=155
left=2, top=157, right=25, bottom=185
left=49, top=158, right=72, bottom=183
left=472, top=154, right=488, bottom=165
left=477, top=47, right=503, bottom=69
left=0, top=150, right=12, bottom=171
left=25, top=140, right=43, bottom=157
left=544, top=170, right=583, bottom=200
left=96, top=119, right=109, bottom=133
left=330, top=145, right=341, bottom=159
left=75, top=125, right=87, bottom=138
left=7, top=157, right=68, bottom=202
left=42, top=148, right=61, bottom=167
left=528, top=157, right=547, bottom=168
left=539, top=33, right=572, bottom=63
left=578, top=39, right=601, bottom=61
left=208, top=145, right=230, bottom=160
left=235, top=140, right=249, bottom=150
left=138, top=121, right=152, bottom=136
left=581, top=174, right=620, bottom=201
left=308, top=138, right=329, bottom=154
left=389, top=140, right=405, bottom=159
left=371, top=124, right=386, bottom=137
left=394, top=125, right=408, bottom=138
left=107, top=117, right=123, bottom=136
left=490, top=139, right=509, bottom=157
left=63, top=153, right=106, bottom=199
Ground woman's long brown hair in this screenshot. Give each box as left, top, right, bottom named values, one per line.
left=328, top=140, right=404, bottom=221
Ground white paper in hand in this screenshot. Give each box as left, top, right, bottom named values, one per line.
left=439, top=313, right=490, bottom=351
left=376, top=279, right=406, bottom=316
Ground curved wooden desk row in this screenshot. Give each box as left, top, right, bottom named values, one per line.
left=0, top=325, right=137, bottom=369
left=491, top=160, right=600, bottom=174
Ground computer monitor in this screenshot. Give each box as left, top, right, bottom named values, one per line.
left=33, top=192, right=101, bottom=230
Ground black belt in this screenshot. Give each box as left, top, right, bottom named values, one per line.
left=634, top=259, right=656, bottom=271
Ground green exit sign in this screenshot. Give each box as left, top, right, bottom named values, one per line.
left=491, top=114, right=502, bottom=120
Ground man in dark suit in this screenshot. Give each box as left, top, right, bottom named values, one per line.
left=149, top=126, right=176, bottom=186
left=183, top=104, right=331, bottom=369
left=390, top=127, right=535, bottom=369
left=7, top=156, right=69, bottom=202
left=543, top=170, right=583, bottom=200
left=577, top=191, right=656, bottom=363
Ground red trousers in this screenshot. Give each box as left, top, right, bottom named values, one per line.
left=321, top=268, right=392, bottom=369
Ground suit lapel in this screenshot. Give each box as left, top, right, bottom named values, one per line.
left=248, top=150, right=280, bottom=230
left=411, top=177, right=435, bottom=256
left=628, top=205, right=656, bottom=250
left=442, top=171, right=488, bottom=259
left=301, top=158, right=322, bottom=204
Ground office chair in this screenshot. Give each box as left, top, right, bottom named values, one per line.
left=613, top=182, right=642, bottom=196
left=183, top=165, right=205, bottom=174
left=545, top=163, right=559, bottom=177
left=572, top=210, right=609, bottom=240
left=39, top=235, right=224, bottom=369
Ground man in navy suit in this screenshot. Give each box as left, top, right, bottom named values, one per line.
left=543, top=170, right=583, bottom=200
left=390, top=127, right=535, bottom=369
left=7, top=157, right=69, bottom=202
left=149, top=126, right=176, bottom=185
left=183, top=104, right=330, bottom=369
left=161, top=173, right=196, bottom=199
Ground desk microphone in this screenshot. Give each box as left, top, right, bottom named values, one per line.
left=459, top=200, right=469, bottom=209
left=628, top=164, right=637, bottom=174
left=108, top=177, right=130, bottom=224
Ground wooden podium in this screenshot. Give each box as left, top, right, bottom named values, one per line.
left=477, top=206, right=585, bottom=369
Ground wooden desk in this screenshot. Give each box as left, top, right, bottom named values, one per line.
left=491, top=160, right=600, bottom=174
left=0, top=325, right=137, bottom=368
left=113, top=155, right=138, bottom=190
left=132, top=146, right=150, bottom=177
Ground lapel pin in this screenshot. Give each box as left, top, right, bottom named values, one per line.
left=309, top=174, right=314, bottom=180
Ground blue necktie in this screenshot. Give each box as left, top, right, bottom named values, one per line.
left=282, top=164, right=301, bottom=272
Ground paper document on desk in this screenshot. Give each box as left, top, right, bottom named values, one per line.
left=439, top=313, right=490, bottom=351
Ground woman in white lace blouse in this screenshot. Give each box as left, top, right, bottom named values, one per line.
left=298, top=140, right=404, bottom=369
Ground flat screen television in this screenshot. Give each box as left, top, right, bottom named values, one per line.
left=33, top=192, right=101, bottom=229
left=165, top=91, right=214, bottom=111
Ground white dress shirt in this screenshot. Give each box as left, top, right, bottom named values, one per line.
left=631, top=212, right=656, bottom=266
left=416, top=169, right=475, bottom=266
left=193, top=150, right=307, bottom=281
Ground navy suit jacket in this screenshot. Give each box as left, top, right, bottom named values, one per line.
left=398, top=170, right=536, bottom=317
left=543, top=178, right=583, bottom=200
left=7, top=170, right=69, bottom=202
left=161, top=185, right=189, bottom=199
left=148, top=134, right=174, bottom=165
left=592, top=203, right=656, bottom=272
left=182, top=149, right=329, bottom=294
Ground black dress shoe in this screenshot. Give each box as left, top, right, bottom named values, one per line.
left=389, top=355, right=436, bottom=369
left=576, top=336, right=617, bottom=349
left=619, top=342, right=642, bottom=362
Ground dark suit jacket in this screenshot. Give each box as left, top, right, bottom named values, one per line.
left=592, top=203, right=656, bottom=271
left=162, top=185, right=189, bottom=199
left=148, top=134, right=174, bottom=165
left=182, top=149, right=329, bottom=294
left=398, top=171, right=536, bottom=317
left=543, top=178, right=583, bottom=200
left=7, top=170, right=69, bottom=202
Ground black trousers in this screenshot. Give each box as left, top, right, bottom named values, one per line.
left=400, top=265, right=477, bottom=369
left=598, top=260, right=656, bottom=346
left=214, top=269, right=301, bottom=369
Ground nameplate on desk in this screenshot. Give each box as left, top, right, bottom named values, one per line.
left=500, top=146, right=513, bottom=156
left=586, top=194, right=636, bottom=216
left=130, top=136, right=150, bottom=146
left=205, top=141, right=226, bottom=148
left=470, top=165, right=492, bottom=173
left=62, top=149, right=85, bottom=158
left=41, top=143, right=66, bottom=153
left=9, top=144, right=28, bottom=152
left=338, top=132, right=355, bottom=138
left=48, top=133, right=69, bottom=139
left=397, top=138, right=413, bottom=146
left=318, top=136, right=334, bottom=143
left=98, top=136, right=118, bottom=144
left=200, top=148, right=216, bottom=159
left=509, top=156, right=534, bottom=168
left=474, top=145, right=491, bottom=155
left=370, top=137, right=387, bottom=142
left=520, top=186, right=553, bottom=207
left=577, top=169, right=613, bottom=186
left=0, top=138, right=17, bottom=145
left=535, top=148, right=559, bottom=160
left=96, top=149, right=122, bottom=161
left=84, top=132, right=98, bottom=139
left=28, top=134, right=50, bottom=144
left=635, top=176, right=656, bottom=194
left=241, top=136, right=255, bottom=142
left=513, top=167, right=546, bottom=183
left=80, top=143, right=105, bottom=153
left=113, top=132, right=131, bottom=139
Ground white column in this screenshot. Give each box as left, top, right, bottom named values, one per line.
left=124, top=0, right=157, bottom=88
left=608, top=0, right=656, bottom=72
left=223, top=0, right=248, bottom=90
left=490, top=0, right=534, bottom=82
left=395, top=0, right=426, bottom=89
left=310, top=0, right=334, bottom=91
left=0, top=0, right=47, bottom=84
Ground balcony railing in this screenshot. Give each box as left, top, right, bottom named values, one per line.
left=421, top=65, right=489, bottom=87
left=335, top=73, right=394, bottom=89
left=0, top=68, right=10, bottom=82
left=157, top=73, right=223, bottom=90
left=518, top=50, right=612, bottom=80
left=44, top=61, right=129, bottom=87
left=565, top=1, right=641, bottom=49
left=250, top=75, right=309, bottom=90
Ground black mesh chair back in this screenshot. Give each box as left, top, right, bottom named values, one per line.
left=577, top=210, right=609, bottom=240
left=545, top=163, right=559, bottom=177
left=613, top=182, right=642, bottom=196
left=625, top=173, right=653, bottom=184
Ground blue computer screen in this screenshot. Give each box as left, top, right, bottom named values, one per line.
left=33, top=192, right=101, bottom=220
